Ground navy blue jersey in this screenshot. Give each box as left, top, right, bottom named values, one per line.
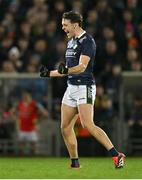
left=65, top=32, right=96, bottom=85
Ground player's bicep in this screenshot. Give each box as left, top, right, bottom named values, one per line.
left=79, top=55, right=90, bottom=70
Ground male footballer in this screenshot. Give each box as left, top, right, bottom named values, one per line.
left=40, top=11, right=125, bottom=168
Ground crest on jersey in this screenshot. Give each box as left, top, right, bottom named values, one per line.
left=73, top=44, right=78, bottom=49
left=67, top=39, right=74, bottom=48
left=67, top=39, right=78, bottom=49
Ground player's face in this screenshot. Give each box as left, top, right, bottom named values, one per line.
left=62, top=18, right=76, bottom=38
left=22, top=92, right=31, bottom=102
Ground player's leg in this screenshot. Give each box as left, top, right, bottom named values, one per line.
left=78, top=104, right=125, bottom=168
left=78, top=104, right=113, bottom=150
left=61, top=85, right=81, bottom=168
left=28, top=131, right=38, bottom=155
left=61, top=103, right=78, bottom=159
left=78, top=104, right=114, bottom=149
left=61, top=104, right=81, bottom=168
left=18, top=131, right=27, bottom=155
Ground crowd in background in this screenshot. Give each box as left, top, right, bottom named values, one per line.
left=0, top=0, right=142, bottom=72
left=0, top=0, right=142, bottom=155
left=0, top=0, right=142, bottom=93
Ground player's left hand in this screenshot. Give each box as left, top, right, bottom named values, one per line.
left=58, top=63, right=68, bottom=74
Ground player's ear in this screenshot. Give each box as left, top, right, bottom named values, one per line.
left=74, top=23, right=77, bottom=29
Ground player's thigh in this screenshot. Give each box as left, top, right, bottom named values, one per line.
left=28, top=131, right=38, bottom=142
left=78, top=104, right=94, bottom=126
left=61, top=103, right=78, bottom=129
left=19, top=131, right=27, bottom=141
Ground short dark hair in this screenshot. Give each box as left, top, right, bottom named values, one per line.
left=22, top=88, right=32, bottom=95
left=62, top=11, right=83, bottom=27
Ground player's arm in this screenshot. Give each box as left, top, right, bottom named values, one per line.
left=58, top=38, right=94, bottom=75
left=40, top=65, right=66, bottom=78
left=57, top=55, right=90, bottom=75
left=50, top=70, right=67, bottom=77
left=36, top=103, right=48, bottom=117
left=68, top=55, right=90, bottom=74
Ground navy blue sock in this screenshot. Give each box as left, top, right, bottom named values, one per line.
left=108, top=147, right=119, bottom=157
left=71, top=158, right=80, bottom=167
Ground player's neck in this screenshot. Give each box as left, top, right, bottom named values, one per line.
left=74, top=28, right=85, bottom=38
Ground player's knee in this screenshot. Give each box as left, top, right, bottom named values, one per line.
left=82, top=119, right=94, bottom=130
left=83, top=122, right=90, bottom=129
left=61, top=125, right=70, bottom=136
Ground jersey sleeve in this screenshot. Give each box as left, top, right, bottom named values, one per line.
left=81, top=38, right=95, bottom=58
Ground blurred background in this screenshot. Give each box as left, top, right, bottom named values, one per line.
left=0, top=0, right=142, bottom=157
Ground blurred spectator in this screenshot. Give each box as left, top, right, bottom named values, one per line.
left=10, top=89, right=48, bottom=155
left=94, top=86, right=114, bottom=156
left=127, top=95, right=142, bottom=127
left=17, top=37, right=31, bottom=71
left=0, top=102, right=15, bottom=140
left=18, top=21, right=32, bottom=38
left=1, top=12, right=15, bottom=37
left=8, top=46, right=22, bottom=71
left=96, top=0, right=115, bottom=32
left=105, top=63, right=122, bottom=94
left=97, top=26, right=115, bottom=67
left=28, top=55, right=41, bottom=71
left=102, top=26, right=115, bottom=41
left=104, top=40, right=124, bottom=67
left=45, top=20, right=59, bottom=52
left=54, top=0, right=66, bottom=22
left=130, top=59, right=142, bottom=71
left=71, top=0, right=83, bottom=14
left=127, top=95, right=142, bottom=146
left=100, top=63, right=122, bottom=111
left=85, top=9, right=98, bottom=36
left=126, top=0, right=142, bottom=25
left=95, top=95, right=114, bottom=134
left=124, top=48, right=140, bottom=70
left=26, top=0, right=48, bottom=27
left=25, top=63, right=37, bottom=73
left=1, top=61, right=16, bottom=73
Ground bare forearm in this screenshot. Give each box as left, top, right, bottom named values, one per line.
left=68, top=63, right=86, bottom=74
left=50, top=70, right=66, bottom=77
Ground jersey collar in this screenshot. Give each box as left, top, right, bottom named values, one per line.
left=77, top=30, right=86, bottom=39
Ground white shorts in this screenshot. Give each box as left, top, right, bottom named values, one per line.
left=19, top=131, right=38, bottom=142
left=62, top=84, right=96, bottom=107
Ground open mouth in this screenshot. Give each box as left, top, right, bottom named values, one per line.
left=66, top=31, right=69, bottom=35
left=64, top=30, right=71, bottom=38
left=67, top=31, right=71, bottom=38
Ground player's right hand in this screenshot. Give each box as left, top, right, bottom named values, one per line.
left=58, top=63, right=68, bottom=74
left=39, top=65, right=50, bottom=77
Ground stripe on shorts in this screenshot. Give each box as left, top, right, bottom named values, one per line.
left=86, top=85, right=93, bottom=104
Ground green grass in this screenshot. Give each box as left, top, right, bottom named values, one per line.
left=0, top=157, right=142, bottom=179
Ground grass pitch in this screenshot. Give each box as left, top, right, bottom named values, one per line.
left=0, top=157, right=142, bottom=179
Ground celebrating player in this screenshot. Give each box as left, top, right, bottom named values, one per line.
left=40, top=11, right=125, bottom=168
